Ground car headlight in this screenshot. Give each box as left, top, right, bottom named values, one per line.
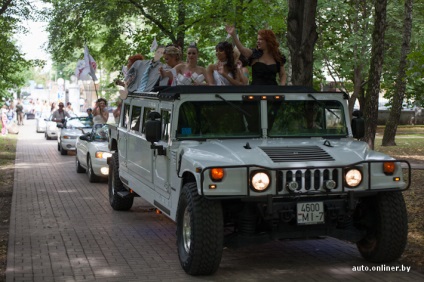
left=250, top=171, right=271, bottom=192
left=95, top=151, right=113, bottom=159
left=345, top=168, right=362, bottom=187
left=63, top=135, right=71, bottom=139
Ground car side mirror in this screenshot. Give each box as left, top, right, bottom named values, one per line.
left=79, top=133, right=90, bottom=141
left=351, top=110, right=364, bottom=139
left=57, top=123, right=63, bottom=128
left=145, top=112, right=165, bottom=156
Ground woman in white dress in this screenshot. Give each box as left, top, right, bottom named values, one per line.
left=159, top=45, right=183, bottom=86
left=207, top=41, right=245, bottom=85
left=92, top=98, right=109, bottom=124
left=161, top=44, right=211, bottom=85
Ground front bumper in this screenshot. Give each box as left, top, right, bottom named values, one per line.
left=91, top=157, right=109, bottom=177
left=199, top=160, right=411, bottom=198
left=60, top=138, right=78, bottom=151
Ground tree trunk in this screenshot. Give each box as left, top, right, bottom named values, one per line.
left=364, top=0, right=388, bottom=150
left=382, top=0, right=413, bottom=146
left=349, top=67, right=365, bottom=119
left=176, top=0, right=186, bottom=48
left=348, top=0, right=368, bottom=119
left=287, top=0, right=318, bottom=87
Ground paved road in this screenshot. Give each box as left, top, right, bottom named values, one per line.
left=6, top=121, right=424, bottom=281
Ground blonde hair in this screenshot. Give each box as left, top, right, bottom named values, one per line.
left=164, top=46, right=182, bottom=61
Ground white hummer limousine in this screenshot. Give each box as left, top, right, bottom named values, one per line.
left=108, top=85, right=410, bottom=275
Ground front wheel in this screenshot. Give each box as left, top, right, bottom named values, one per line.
left=108, top=152, right=133, bottom=210
left=176, top=182, right=223, bottom=275
left=60, top=143, right=67, bottom=155
left=76, top=155, right=86, bottom=173
left=355, top=192, right=408, bottom=263
left=87, top=156, right=99, bottom=183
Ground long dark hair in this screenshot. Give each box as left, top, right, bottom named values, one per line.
left=216, top=41, right=237, bottom=78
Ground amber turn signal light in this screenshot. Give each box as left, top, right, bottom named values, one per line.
left=383, top=162, right=395, bottom=175
left=210, top=168, right=225, bottom=182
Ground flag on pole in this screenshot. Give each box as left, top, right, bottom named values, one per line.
left=75, top=60, right=86, bottom=80
left=84, top=45, right=98, bottom=81
left=150, top=37, right=158, bottom=53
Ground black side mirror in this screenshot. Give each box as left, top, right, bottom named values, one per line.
left=145, top=112, right=162, bottom=143
left=57, top=123, right=63, bottom=128
left=80, top=133, right=91, bottom=141
left=351, top=110, right=365, bottom=139
left=145, top=111, right=165, bottom=155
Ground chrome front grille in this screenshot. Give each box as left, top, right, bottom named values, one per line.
left=278, top=168, right=342, bottom=193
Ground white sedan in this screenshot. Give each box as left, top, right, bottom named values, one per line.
left=45, top=114, right=59, bottom=140
left=75, top=124, right=112, bottom=182
left=35, top=112, right=50, bottom=133
left=57, top=116, right=93, bottom=155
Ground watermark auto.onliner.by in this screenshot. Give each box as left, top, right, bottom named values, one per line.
left=352, top=264, right=411, bottom=272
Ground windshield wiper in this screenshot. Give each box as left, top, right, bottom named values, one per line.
left=308, top=93, right=340, bottom=119
left=215, top=94, right=251, bottom=117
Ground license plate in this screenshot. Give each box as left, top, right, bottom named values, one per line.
left=297, top=202, right=325, bottom=225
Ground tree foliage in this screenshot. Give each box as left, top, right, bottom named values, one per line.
left=43, top=0, right=289, bottom=85
left=0, top=0, right=35, bottom=101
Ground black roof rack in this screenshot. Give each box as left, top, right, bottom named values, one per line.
left=128, top=85, right=348, bottom=101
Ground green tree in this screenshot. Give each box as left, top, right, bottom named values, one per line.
left=0, top=0, right=34, bottom=100
left=286, top=0, right=318, bottom=87
left=382, top=0, right=413, bottom=146
left=315, top=0, right=373, bottom=118
left=364, top=0, right=388, bottom=149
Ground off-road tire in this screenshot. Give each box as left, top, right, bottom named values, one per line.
left=108, top=152, right=133, bottom=210
left=87, top=156, right=99, bottom=183
left=60, top=143, right=67, bottom=155
left=176, top=182, right=223, bottom=275
left=356, top=192, right=408, bottom=263
left=76, top=155, right=86, bottom=173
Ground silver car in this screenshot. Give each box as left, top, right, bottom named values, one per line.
left=44, top=114, right=59, bottom=140
left=76, top=124, right=112, bottom=182
left=57, top=116, right=93, bottom=155
left=36, top=112, right=51, bottom=133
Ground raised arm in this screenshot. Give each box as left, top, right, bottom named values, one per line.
left=225, top=25, right=253, bottom=59
left=206, top=64, right=216, bottom=85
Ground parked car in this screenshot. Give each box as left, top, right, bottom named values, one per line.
left=75, top=124, right=112, bottom=182
left=35, top=112, right=51, bottom=133
left=45, top=114, right=59, bottom=140
left=57, top=116, right=94, bottom=155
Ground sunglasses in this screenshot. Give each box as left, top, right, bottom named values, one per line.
left=59, top=105, right=64, bottom=107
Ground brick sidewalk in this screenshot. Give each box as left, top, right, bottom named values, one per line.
left=6, top=121, right=424, bottom=281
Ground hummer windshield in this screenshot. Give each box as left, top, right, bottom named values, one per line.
left=176, top=99, right=347, bottom=140
left=267, top=100, right=347, bottom=137
left=176, top=100, right=261, bottom=139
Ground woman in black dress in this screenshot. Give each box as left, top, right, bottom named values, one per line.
left=226, top=25, right=287, bottom=85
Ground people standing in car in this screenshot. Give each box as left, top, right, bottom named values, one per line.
left=92, top=98, right=109, bottom=124
left=226, top=25, right=287, bottom=85
left=52, top=102, right=71, bottom=122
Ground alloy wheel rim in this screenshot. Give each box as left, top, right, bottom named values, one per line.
left=182, top=207, right=191, bottom=253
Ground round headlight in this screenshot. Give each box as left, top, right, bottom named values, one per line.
left=345, top=168, right=362, bottom=187
left=251, top=172, right=270, bottom=192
